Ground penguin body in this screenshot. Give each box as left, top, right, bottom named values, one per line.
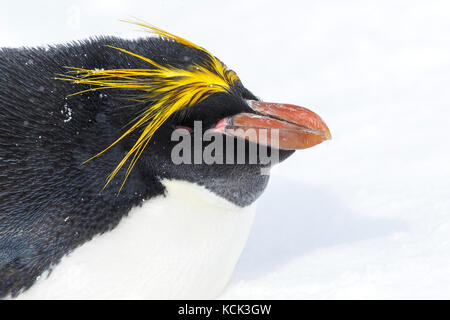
left=0, top=25, right=330, bottom=298
left=0, top=36, right=271, bottom=298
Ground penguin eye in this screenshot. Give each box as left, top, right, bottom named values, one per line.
left=175, top=125, right=193, bottom=133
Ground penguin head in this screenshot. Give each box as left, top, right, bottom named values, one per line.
left=60, top=22, right=331, bottom=206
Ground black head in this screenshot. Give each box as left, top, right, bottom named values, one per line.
left=82, top=50, right=294, bottom=206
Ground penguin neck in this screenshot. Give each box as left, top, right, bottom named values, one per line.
left=15, top=179, right=257, bottom=299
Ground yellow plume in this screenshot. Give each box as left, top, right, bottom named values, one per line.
left=57, top=21, right=239, bottom=192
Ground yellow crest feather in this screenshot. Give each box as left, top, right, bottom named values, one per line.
left=57, top=21, right=240, bottom=192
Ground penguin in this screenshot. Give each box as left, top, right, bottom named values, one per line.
left=0, top=21, right=331, bottom=299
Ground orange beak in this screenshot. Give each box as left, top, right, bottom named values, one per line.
left=212, top=100, right=331, bottom=150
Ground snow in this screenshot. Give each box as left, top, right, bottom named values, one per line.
left=1, top=0, right=450, bottom=299
left=61, top=103, right=73, bottom=123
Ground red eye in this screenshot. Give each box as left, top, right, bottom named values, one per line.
left=175, top=125, right=193, bottom=133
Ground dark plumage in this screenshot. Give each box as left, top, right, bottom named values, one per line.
left=0, top=36, right=294, bottom=297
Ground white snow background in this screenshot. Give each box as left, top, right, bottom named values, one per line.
left=1, top=0, right=449, bottom=299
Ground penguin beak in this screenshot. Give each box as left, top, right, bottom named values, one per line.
left=212, top=100, right=331, bottom=150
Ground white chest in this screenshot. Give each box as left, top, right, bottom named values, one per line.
left=15, top=179, right=256, bottom=299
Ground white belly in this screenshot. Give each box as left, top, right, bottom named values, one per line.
left=16, top=179, right=256, bottom=299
